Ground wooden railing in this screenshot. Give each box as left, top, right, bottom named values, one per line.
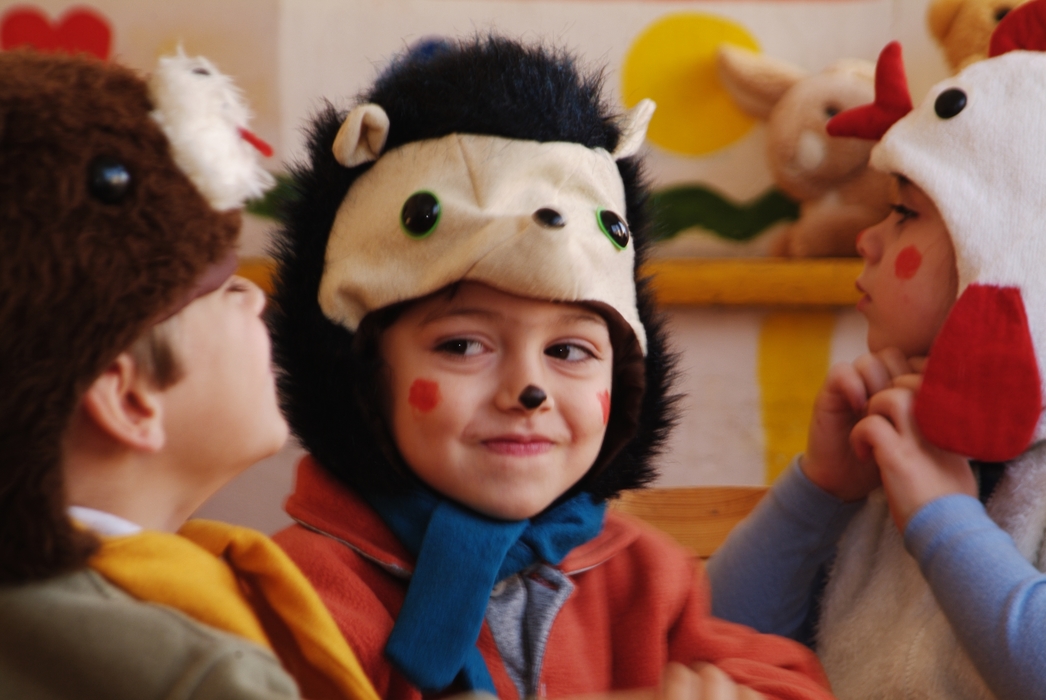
left=611, top=486, right=768, bottom=558
left=238, top=257, right=864, bottom=308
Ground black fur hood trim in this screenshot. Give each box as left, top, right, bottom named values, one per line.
left=269, top=35, right=678, bottom=502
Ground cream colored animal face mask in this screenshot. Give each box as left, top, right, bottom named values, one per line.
left=318, top=100, right=655, bottom=354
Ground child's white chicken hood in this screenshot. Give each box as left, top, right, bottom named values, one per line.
left=829, top=0, right=1046, bottom=461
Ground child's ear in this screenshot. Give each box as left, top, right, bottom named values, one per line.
left=81, top=353, right=166, bottom=452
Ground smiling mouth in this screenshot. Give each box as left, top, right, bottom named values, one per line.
left=482, top=437, right=554, bottom=456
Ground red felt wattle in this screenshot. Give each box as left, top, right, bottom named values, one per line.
left=915, top=284, right=1042, bottom=462
left=826, top=41, right=912, bottom=141
left=990, top=0, right=1046, bottom=57
left=0, top=6, right=111, bottom=59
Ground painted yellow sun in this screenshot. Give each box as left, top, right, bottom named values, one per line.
left=622, top=12, right=760, bottom=156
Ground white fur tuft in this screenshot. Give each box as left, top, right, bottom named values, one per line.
left=148, top=50, right=274, bottom=211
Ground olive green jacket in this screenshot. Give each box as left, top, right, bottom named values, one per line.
left=0, top=569, right=300, bottom=699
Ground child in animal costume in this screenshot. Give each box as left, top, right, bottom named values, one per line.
left=269, top=36, right=833, bottom=700
left=0, top=49, right=379, bottom=700
left=709, top=2, right=1046, bottom=697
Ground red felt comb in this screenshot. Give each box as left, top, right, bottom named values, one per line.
left=990, top=0, right=1046, bottom=57
left=826, top=42, right=912, bottom=141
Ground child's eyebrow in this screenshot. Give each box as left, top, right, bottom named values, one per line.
left=418, top=307, right=605, bottom=329
left=420, top=306, right=502, bottom=325
left=891, top=174, right=909, bottom=200
left=557, top=312, right=606, bottom=328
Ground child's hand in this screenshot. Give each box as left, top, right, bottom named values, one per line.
left=656, top=662, right=765, bottom=700
left=801, top=348, right=913, bottom=501
left=559, top=663, right=764, bottom=700
left=849, top=373, right=975, bottom=532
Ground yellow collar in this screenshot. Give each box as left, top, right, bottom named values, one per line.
left=90, top=518, right=379, bottom=700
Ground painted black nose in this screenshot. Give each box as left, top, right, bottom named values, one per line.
left=518, top=385, right=547, bottom=410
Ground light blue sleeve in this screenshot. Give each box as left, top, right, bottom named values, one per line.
left=905, top=494, right=1046, bottom=700
left=706, top=459, right=863, bottom=640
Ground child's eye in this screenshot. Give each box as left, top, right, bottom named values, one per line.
left=436, top=338, right=484, bottom=356
left=892, top=204, right=917, bottom=225
left=545, top=343, right=593, bottom=362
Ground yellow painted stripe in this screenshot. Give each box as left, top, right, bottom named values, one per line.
left=240, top=256, right=864, bottom=308
left=758, top=312, right=836, bottom=483
left=645, top=258, right=863, bottom=307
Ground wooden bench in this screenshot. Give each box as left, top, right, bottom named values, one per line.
left=611, top=486, right=768, bottom=559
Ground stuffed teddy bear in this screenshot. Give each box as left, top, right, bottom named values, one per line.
left=928, top=0, right=1030, bottom=72
left=716, top=45, right=893, bottom=257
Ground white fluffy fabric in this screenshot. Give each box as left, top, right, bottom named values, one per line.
left=817, top=445, right=1046, bottom=699
left=871, top=50, right=1046, bottom=443
left=148, top=51, right=274, bottom=212
left=319, top=133, right=647, bottom=354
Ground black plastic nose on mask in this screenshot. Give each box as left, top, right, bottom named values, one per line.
left=518, top=385, right=547, bottom=410
left=534, top=208, right=566, bottom=228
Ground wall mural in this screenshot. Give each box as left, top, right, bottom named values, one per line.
left=1, top=5, right=111, bottom=58
left=0, top=1, right=950, bottom=514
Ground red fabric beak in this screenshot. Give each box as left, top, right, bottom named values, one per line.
left=916, top=285, right=1042, bottom=462
left=826, top=42, right=912, bottom=141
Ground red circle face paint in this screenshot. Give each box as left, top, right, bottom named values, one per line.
left=598, top=389, right=611, bottom=425
left=408, top=379, right=440, bottom=413
left=894, top=245, right=922, bottom=280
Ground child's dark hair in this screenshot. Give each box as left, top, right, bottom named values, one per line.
left=269, top=35, right=678, bottom=501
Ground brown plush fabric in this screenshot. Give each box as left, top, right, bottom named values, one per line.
left=0, top=50, right=240, bottom=583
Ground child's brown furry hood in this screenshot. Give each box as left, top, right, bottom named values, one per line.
left=0, top=50, right=240, bottom=582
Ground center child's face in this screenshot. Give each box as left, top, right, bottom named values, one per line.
left=380, top=282, right=614, bottom=521
left=855, top=178, right=958, bottom=357
left=162, top=276, right=288, bottom=490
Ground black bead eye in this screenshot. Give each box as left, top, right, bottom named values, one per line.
left=824, top=105, right=841, bottom=119
left=533, top=208, right=565, bottom=228
left=995, top=7, right=1012, bottom=22
left=192, top=67, right=211, bottom=76
left=597, top=209, right=629, bottom=249
left=401, top=191, right=441, bottom=238
left=87, top=156, right=131, bottom=204
left=935, top=88, right=967, bottom=119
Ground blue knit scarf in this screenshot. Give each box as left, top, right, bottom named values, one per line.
left=366, top=488, right=606, bottom=693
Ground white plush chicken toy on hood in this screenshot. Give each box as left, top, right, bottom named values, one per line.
left=149, top=50, right=274, bottom=211
left=828, top=0, right=1046, bottom=462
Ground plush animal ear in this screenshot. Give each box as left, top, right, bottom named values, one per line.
left=332, top=103, right=390, bottom=167
left=926, top=0, right=965, bottom=42
left=612, top=99, right=655, bottom=160
left=716, top=44, right=806, bottom=120
left=990, top=0, right=1046, bottom=57
left=915, top=284, right=1042, bottom=462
